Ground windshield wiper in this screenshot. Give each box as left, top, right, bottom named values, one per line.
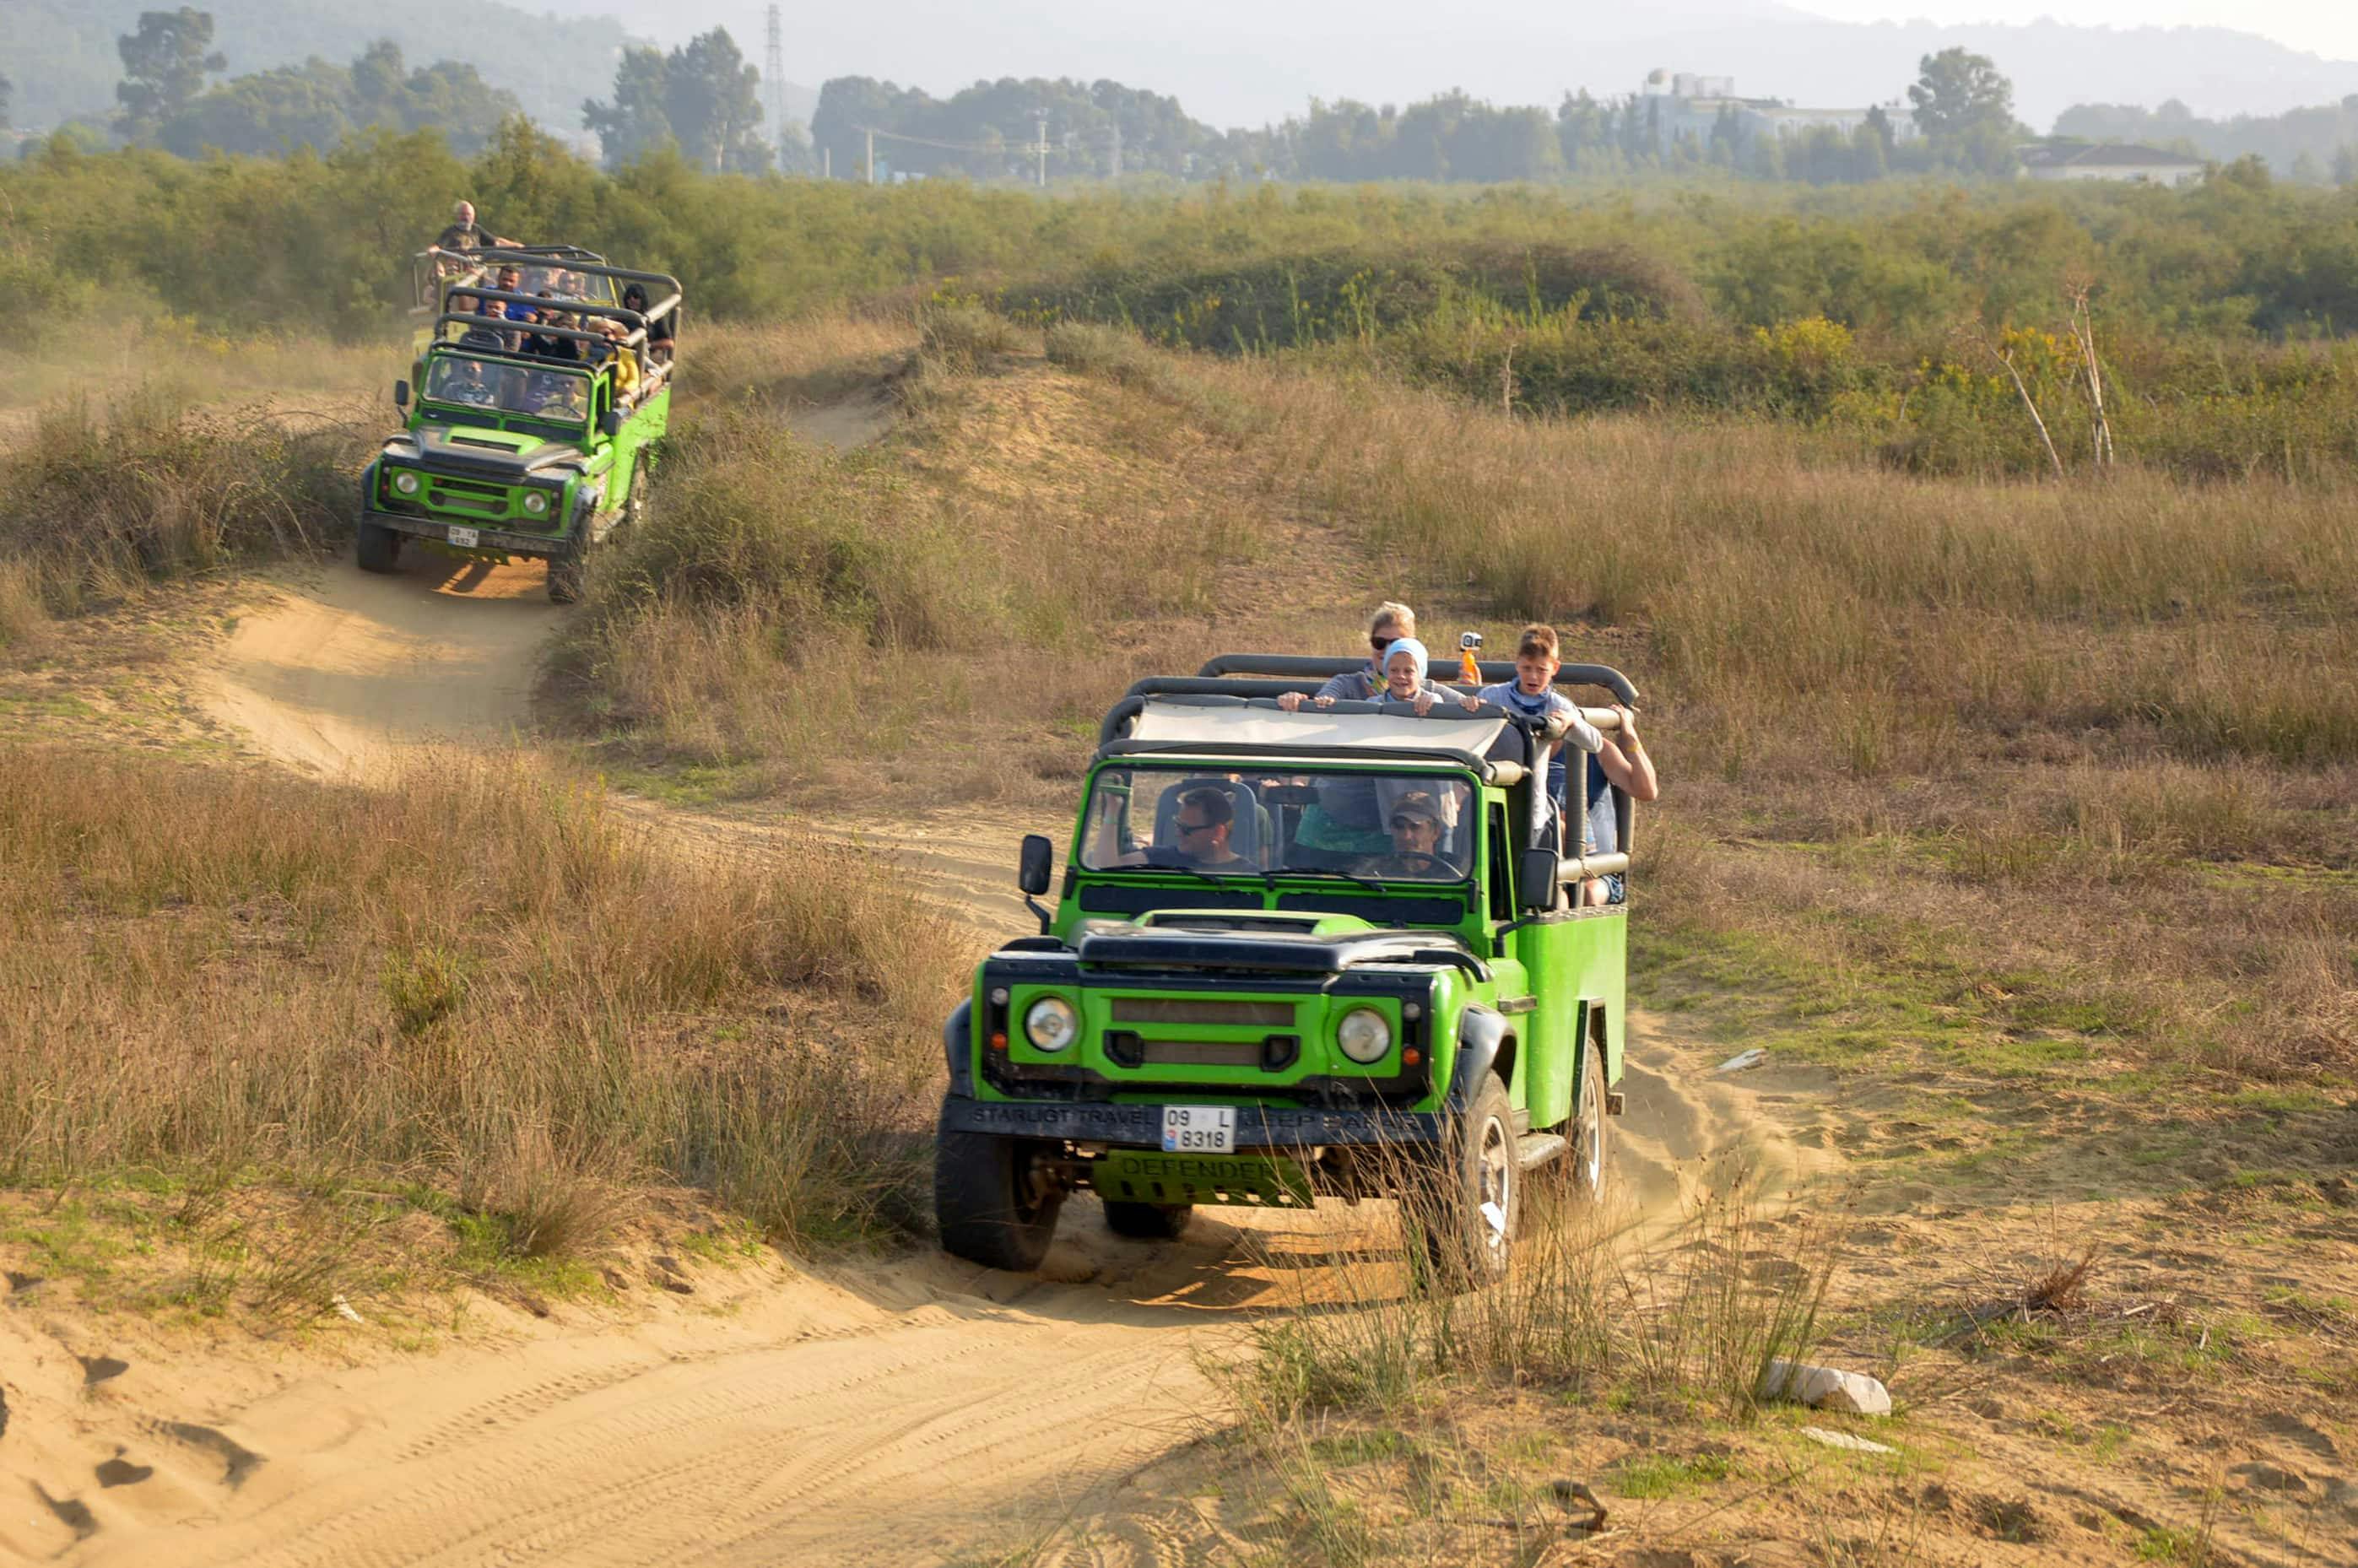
left=1274, top=867, right=1393, bottom=895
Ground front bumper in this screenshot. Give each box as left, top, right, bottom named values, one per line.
left=363, top=506, right=569, bottom=557
left=942, top=1094, right=1441, bottom=1151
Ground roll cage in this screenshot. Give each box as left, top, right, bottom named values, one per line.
left=1095, top=653, right=1642, bottom=900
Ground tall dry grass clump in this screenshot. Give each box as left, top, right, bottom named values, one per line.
left=1230, top=1163, right=1842, bottom=1429
left=0, top=744, right=965, bottom=1250
left=0, top=387, right=369, bottom=615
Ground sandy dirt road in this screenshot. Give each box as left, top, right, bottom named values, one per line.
left=114, top=430, right=1835, bottom=1565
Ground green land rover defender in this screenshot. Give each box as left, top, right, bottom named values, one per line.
left=934, top=654, right=1642, bottom=1283
left=358, top=246, right=681, bottom=603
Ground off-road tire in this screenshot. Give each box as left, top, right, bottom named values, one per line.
left=1418, top=1070, right=1519, bottom=1291
left=546, top=543, right=585, bottom=605
left=934, top=1102, right=1063, bottom=1272
left=1102, top=1200, right=1192, bottom=1241
left=355, top=518, right=401, bottom=575
left=1567, top=1040, right=1611, bottom=1206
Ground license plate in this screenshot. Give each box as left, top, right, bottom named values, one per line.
left=1161, top=1106, right=1236, bottom=1154
left=446, top=526, right=479, bottom=549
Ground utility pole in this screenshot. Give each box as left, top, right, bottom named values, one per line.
left=1108, top=120, right=1122, bottom=181
left=1033, top=110, right=1049, bottom=188
left=866, top=127, right=876, bottom=185
left=763, top=4, right=787, bottom=155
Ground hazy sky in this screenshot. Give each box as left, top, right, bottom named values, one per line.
left=1800, top=1, right=2358, bottom=62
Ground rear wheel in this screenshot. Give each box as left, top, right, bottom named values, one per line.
left=935, top=1101, right=1063, bottom=1272
left=1417, top=1071, right=1518, bottom=1290
left=1102, top=1200, right=1192, bottom=1241
left=355, top=519, right=401, bottom=574
left=1568, top=1038, right=1611, bottom=1205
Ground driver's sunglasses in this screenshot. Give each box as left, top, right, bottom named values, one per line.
left=1175, top=819, right=1217, bottom=835
left=1389, top=816, right=1436, bottom=832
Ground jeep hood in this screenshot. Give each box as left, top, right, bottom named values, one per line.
left=388, top=428, right=585, bottom=481
left=1075, top=911, right=1485, bottom=980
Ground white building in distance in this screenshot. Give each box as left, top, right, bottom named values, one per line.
left=2018, top=143, right=2206, bottom=185
left=1639, top=69, right=1919, bottom=148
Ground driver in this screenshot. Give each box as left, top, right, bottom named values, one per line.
left=533, top=373, right=587, bottom=419
left=441, top=360, right=497, bottom=407
left=1355, top=792, right=1454, bottom=879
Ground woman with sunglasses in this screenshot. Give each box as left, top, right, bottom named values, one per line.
left=1275, top=601, right=1418, bottom=711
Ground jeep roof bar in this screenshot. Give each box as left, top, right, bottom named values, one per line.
left=433, top=311, right=646, bottom=351
left=1195, top=653, right=1639, bottom=706
left=441, top=285, right=678, bottom=333
left=465, top=249, right=684, bottom=300
left=1100, top=680, right=1533, bottom=747
left=1099, top=739, right=1503, bottom=776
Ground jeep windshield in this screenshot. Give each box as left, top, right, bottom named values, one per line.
left=421, top=354, right=590, bottom=428
left=1079, top=765, right=1475, bottom=883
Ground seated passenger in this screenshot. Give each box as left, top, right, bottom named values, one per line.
left=1097, top=786, right=1256, bottom=873
left=1370, top=637, right=1448, bottom=715
left=1458, top=622, right=1604, bottom=845
left=1354, top=792, right=1458, bottom=879
left=623, top=285, right=674, bottom=365
left=1277, top=600, right=1414, bottom=711
left=1580, top=704, right=1658, bottom=906
left=593, top=319, right=642, bottom=403
left=531, top=307, right=583, bottom=363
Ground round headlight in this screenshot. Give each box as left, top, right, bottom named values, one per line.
left=1023, top=996, right=1079, bottom=1052
left=522, top=490, right=550, bottom=515
left=392, top=470, right=421, bottom=495
left=1337, top=1007, right=1392, bottom=1065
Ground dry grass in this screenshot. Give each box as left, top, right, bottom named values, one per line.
left=0, top=384, right=371, bottom=619
left=1019, top=334, right=2358, bottom=1084
left=0, top=743, right=964, bottom=1252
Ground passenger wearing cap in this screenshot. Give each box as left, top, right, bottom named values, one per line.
left=1355, top=791, right=1459, bottom=879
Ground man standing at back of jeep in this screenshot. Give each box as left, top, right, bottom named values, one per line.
left=430, top=201, right=516, bottom=260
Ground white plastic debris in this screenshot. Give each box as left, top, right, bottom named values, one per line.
left=1766, top=1359, right=1893, bottom=1416
left=1799, top=1426, right=1896, bottom=1455
left=1715, top=1048, right=1767, bottom=1073
left=332, top=1294, right=365, bottom=1325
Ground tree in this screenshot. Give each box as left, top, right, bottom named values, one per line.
left=150, top=42, right=520, bottom=159
left=0, top=73, right=13, bottom=131
left=2334, top=143, right=2358, bottom=187
left=1907, top=48, right=2013, bottom=143
left=585, top=31, right=770, bottom=174
left=116, top=8, right=226, bottom=139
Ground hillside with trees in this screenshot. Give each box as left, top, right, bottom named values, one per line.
left=2056, top=95, right=2358, bottom=181
left=3, top=0, right=626, bottom=137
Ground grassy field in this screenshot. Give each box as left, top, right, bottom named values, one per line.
left=2, top=285, right=2350, bottom=1559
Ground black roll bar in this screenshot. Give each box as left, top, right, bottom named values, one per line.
left=433, top=311, right=643, bottom=351
left=467, top=249, right=684, bottom=307
left=1097, top=682, right=1534, bottom=750
left=1194, top=652, right=1639, bottom=707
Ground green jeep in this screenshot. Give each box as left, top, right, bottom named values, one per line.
left=935, top=653, right=1642, bottom=1283
left=359, top=246, right=681, bottom=603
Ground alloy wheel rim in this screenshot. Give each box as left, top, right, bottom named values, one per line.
left=1478, top=1115, right=1512, bottom=1259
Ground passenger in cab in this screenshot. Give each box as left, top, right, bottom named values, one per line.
left=1096, top=786, right=1256, bottom=873
left=622, top=285, right=674, bottom=365
left=1277, top=601, right=1414, bottom=711
left=592, top=319, right=642, bottom=403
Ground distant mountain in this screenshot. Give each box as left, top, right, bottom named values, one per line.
left=454, top=0, right=2358, bottom=132
left=4, top=0, right=634, bottom=140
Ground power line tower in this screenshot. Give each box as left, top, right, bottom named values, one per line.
left=1108, top=121, right=1122, bottom=181
left=1032, top=109, right=1049, bottom=188
left=764, top=4, right=787, bottom=149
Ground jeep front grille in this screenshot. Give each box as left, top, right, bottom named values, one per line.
left=1110, top=998, right=1294, bottom=1027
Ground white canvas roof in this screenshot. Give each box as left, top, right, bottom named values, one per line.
left=1128, top=695, right=1506, bottom=760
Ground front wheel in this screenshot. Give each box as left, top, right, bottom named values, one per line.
left=355, top=518, right=401, bottom=574
left=935, top=1102, right=1063, bottom=1272
left=1568, top=1037, right=1611, bottom=1205
left=1417, top=1071, right=1519, bottom=1290
left=1102, top=1200, right=1192, bottom=1241
left=546, top=544, right=584, bottom=604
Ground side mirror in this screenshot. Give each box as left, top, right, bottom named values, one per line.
left=1017, top=834, right=1053, bottom=896
left=1517, top=847, right=1561, bottom=915
left=393, top=379, right=410, bottom=409
left=600, top=409, right=622, bottom=439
